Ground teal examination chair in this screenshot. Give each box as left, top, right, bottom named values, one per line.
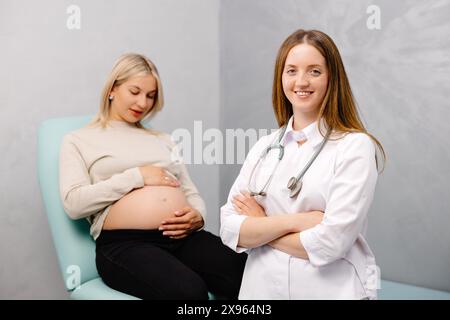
left=37, top=115, right=217, bottom=300
left=38, top=115, right=139, bottom=300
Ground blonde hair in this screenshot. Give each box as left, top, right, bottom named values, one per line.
left=90, top=53, right=164, bottom=131
left=272, top=29, right=386, bottom=171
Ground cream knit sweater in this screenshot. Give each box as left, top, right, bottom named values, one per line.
left=59, top=120, right=206, bottom=240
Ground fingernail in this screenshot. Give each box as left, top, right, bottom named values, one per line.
left=163, top=232, right=167, bottom=235
left=158, top=227, right=163, bottom=230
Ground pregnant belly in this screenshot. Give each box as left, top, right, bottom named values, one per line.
left=103, top=186, right=189, bottom=230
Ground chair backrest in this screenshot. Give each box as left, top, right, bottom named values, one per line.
left=37, top=115, right=98, bottom=291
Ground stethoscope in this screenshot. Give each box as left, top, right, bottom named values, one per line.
left=248, top=125, right=331, bottom=198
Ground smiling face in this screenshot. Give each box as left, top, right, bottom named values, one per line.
left=282, top=43, right=329, bottom=129
left=108, top=74, right=157, bottom=123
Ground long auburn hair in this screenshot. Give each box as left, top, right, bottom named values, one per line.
left=272, top=29, right=385, bottom=171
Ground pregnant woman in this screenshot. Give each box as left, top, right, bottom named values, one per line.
left=59, top=53, right=246, bottom=300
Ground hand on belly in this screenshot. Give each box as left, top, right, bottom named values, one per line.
left=103, top=186, right=189, bottom=230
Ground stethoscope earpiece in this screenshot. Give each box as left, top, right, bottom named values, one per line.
left=250, top=191, right=267, bottom=197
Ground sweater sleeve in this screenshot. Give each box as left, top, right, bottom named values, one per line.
left=59, top=134, right=145, bottom=220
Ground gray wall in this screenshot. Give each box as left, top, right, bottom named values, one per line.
left=219, top=0, right=450, bottom=292
left=1, top=0, right=449, bottom=299
left=0, top=0, right=220, bottom=299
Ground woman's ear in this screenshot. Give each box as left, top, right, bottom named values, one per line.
left=110, top=85, right=118, bottom=95
left=108, top=86, right=119, bottom=101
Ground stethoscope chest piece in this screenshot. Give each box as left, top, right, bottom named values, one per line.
left=287, top=177, right=302, bottom=198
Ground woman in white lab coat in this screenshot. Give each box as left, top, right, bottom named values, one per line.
left=220, top=29, right=386, bottom=300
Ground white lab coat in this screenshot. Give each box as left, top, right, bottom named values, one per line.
left=220, top=117, right=379, bottom=300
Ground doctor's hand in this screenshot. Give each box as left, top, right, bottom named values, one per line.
left=232, top=191, right=266, bottom=217
left=139, top=165, right=180, bottom=187
left=159, top=206, right=204, bottom=239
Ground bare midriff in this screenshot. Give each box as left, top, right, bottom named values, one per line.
left=103, top=186, right=189, bottom=230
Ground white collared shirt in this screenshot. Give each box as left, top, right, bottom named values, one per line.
left=220, top=117, right=379, bottom=300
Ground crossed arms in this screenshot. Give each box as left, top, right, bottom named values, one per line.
left=232, top=191, right=323, bottom=259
